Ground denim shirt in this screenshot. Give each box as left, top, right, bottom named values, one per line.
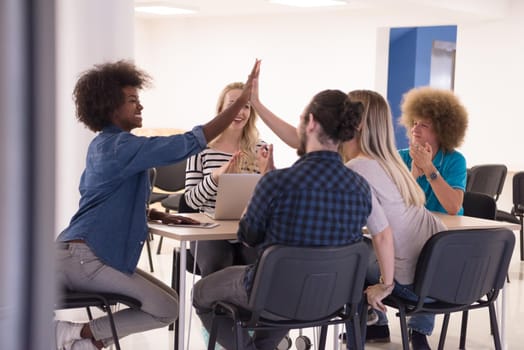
left=57, top=125, right=207, bottom=273
left=399, top=148, right=467, bottom=215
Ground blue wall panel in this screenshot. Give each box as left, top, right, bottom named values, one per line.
left=387, top=25, right=457, bottom=149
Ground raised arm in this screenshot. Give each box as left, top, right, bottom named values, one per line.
left=250, top=69, right=299, bottom=149
left=202, top=59, right=261, bottom=142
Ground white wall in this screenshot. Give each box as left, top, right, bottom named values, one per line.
left=135, top=0, right=524, bottom=171
left=454, top=0, right=524, bottom=170
left=135, top=13, right=383, bottom=168
left=54, top=0, right=523, bottom=227
left=55, top=0, right=135, bottom=232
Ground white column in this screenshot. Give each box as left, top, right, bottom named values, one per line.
left=55, top=0, right=135, bottom=232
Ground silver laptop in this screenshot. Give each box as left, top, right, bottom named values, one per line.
left=206, top=173, right=261, bottom=220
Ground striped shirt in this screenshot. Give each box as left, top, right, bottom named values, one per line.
left=238, top=150, right=372, bottom=292
left=184, top=141, right=265, bottom=215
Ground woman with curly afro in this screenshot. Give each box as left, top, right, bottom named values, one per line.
left=398, top=87, right=468, bottom=215
left=54, top=59, right=259, bottom=350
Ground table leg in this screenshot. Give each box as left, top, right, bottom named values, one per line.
left=170, top=244, right=185, bottom=350
left=178, top=241, right=187, bottom=350
left=170, top=247, right=180, bottom=345
left=333, top=324, right=339, bottom=350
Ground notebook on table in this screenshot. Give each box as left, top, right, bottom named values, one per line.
left=205, top=173, right=262, bottom=220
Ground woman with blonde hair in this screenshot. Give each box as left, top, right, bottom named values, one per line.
left=184, top=81, right=269, bottom=277
left=398, top=86, right=468, bottom=215
left=342, top=90, right=445, bottom=350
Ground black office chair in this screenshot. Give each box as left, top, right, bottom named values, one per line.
left=151, top=160, right=187, bottom=254
left=149, top=159, right=187, bottom=206
left=463, top=191, right=497, bottom=220
left=462, top=191, right=510, bottom=307
left=56, top=290, right=141, bottom=350
left=383, top=228, right=515, bottom=350
left=145, top=168, right=158, bottom=272
left=466, top=164, right=507, bottom=202
left=496, top=171, right=524, bottom=260
left=207, top=242, right=370, bottom=350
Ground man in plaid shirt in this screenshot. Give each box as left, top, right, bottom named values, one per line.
left=193, top=89, right=371, bottom=350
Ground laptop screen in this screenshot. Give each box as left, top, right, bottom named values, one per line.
left=207, top=173, right=262, bottom=220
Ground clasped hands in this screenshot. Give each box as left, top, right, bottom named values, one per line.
left=409, top=142, right=433, bottom=178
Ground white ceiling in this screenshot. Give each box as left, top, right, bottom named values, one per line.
left=134, top=0, right=510, bottom=23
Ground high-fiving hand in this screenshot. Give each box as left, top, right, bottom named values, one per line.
left=256, top=144, right=275, bottom=175
left=212, top=151, right=244, bottom=182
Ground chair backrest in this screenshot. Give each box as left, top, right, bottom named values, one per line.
left=248, top=241, right=369, bottom=323
left=462, top=191, right=497, bottom=219
left=155, top=159, right=187, bottom=192
left=466, top=164, right=507, bottom=201
left=513, top=171, right=524, bottom=214
left=178, top=193, right=199, bottom=213
left=413, top=228, right=515, bottom=306
left=148, top=168, right=157, bottom=192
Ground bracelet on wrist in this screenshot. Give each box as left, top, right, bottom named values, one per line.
left=379, top=276, right=394, bottom=291
left=380, top=282, right=394, bottom=291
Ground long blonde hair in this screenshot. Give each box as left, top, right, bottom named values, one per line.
left=348, top=90, right=425, bottom=207
left=210, top=82, right=260, bottom=171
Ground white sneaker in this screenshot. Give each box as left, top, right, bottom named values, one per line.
left=367, top=307, right=379, bottom=326
left=55, top=320, right=83, bottom=350
left=70, top=339, right=97, bottom=350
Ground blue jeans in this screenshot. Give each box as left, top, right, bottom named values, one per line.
left=366, top=241, right=435, bottom=336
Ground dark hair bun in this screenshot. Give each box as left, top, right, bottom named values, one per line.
left=308, top=90, right=363, bottom=143
left=337, top=99, right=363, bottom=141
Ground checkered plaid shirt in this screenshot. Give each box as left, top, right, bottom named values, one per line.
left=238, top=151, right=372, bottom=292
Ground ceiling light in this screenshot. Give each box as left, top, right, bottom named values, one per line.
left=269, top=0, right=347, bottom=7
left=135, top=3, right=197, bottom=16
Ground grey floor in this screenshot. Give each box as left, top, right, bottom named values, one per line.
left=56, top=229, right=524, bottom=350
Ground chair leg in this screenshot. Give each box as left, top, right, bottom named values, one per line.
left=170, top=248, right=180, bottom=333
left=145, top=236, right=154, bottom=273
left=207, top=316, right=219, bottom=350
left=156, top=236, right=164, bottom=255
left=489, top=303, right=502, bottom=350
left=459, top=310, right=469, bottom=349
left=520, top=219, right=523, bottom=261
left=85, top=307, right=93, bottom=320
left=99, top=298, right=121, bottom=350
left=397, top=308, right=410, bottom=350
left=318, top=325, right=328, bottom=350
left=234, top=322, right=244, bottom=350
left=437, top=314, right=450, bottom=350
left=353, top=315, right=364, bottom=350
left=359, top=299, right=367, bottom=346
